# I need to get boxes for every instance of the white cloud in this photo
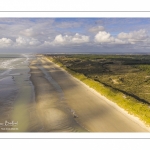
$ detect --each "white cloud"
[16,36,27,45]
[52,33,89,45]
[0,38,13,47]
[94,31,128,45]
[117,29,148,44]
[71,33,89,43]
[54,34,66,44]
[16,36,41,47]
[94,31,115,43]
[89,26,105,33]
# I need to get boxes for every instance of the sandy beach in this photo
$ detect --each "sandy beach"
[0,54,149,132]
[29,55,149,132]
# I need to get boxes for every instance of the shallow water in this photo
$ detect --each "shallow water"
[0,54,39,132]
[0,54,31,100]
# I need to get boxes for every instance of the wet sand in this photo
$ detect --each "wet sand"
[29,56,149,132]
[30,58,86,132]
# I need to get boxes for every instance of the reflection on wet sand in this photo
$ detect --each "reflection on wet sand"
[30,59,87,132]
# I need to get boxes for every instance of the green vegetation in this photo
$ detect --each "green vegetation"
[45,54,150,126]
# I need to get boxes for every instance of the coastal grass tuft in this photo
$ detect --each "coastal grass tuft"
[45,56,150,126]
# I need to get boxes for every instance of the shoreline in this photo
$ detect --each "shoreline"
[0,54,38,132]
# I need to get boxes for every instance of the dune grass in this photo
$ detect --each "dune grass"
[45,56,150,126]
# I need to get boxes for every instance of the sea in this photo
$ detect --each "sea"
[0,53,34,101]
[0,53,39,132]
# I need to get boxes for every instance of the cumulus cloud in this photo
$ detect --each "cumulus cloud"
[95,31,114,43]
[89,26,105,33]
[54,34,66,44]
[0,38,13,47]
[94,31,127,44]
[16,36,41,47]
[117,29,148,44]
[94,29,150,46]
[52,33,89,45]
[71,33,89,43]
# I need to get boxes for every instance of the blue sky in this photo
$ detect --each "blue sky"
[0,18,150,53]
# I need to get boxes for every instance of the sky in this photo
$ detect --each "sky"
[1,18,150,53]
